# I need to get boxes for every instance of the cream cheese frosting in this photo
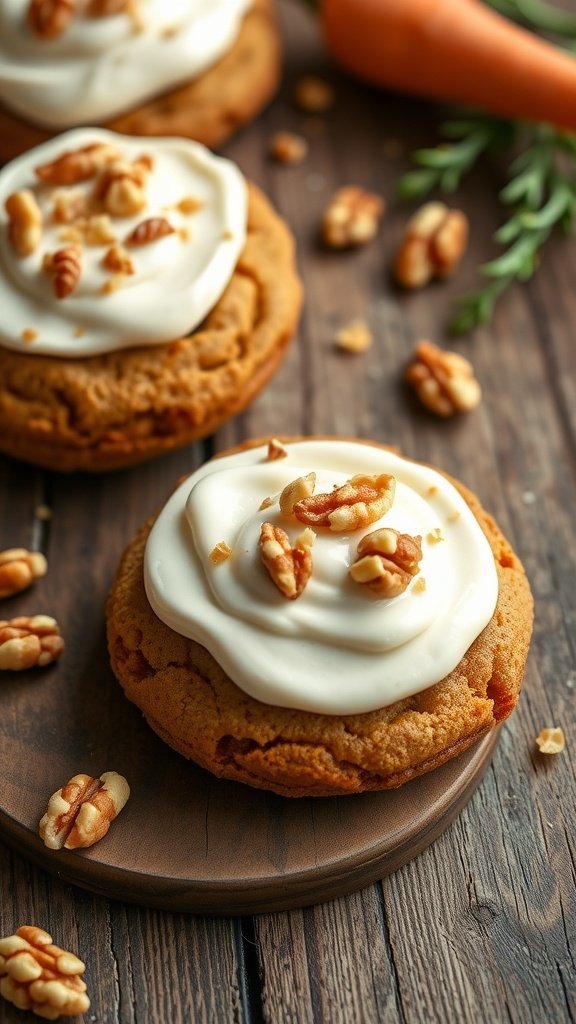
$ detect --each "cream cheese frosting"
[144,440,499,715]
[0,128,247,357]
[0,0,252,129]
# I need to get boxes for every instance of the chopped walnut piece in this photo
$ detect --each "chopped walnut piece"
[406,340,482,417]
[350,528,423,598]
[413,576,427,593]
[259,522,313,600]
[5,190,43,258]
[102,244,135,275]
[43,245,82,299]
[294,473,396,532]
[125,216,174,246]
[259,496,274,511]
[426,528,444,544]
[35,143,118,186]
[0,616,64,670]
[269,132,308,165]
[535,727,565,754]
[293,75,335,113]
[51,188,90,225]
[322,186,384,248]
[96,158,150,218]
[209,541,232,565]
[27,0,76,38]
[39,771,130,850]
[84,214,116,246]
[0,549,47,599]
[279,473,316,517]
[394,201,469,288]
[100,273,126,295]
[335,319,373,353]
[266,438,288,461]
[0,925,90,1018]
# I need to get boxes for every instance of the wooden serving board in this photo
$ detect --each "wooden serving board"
[0,633,499,914]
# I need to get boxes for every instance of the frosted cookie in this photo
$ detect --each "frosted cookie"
[0,0,280,160]
[107,437,534,797]
[0,130,301,471]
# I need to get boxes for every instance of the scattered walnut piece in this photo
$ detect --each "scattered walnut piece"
[43,245,82,299]
[322,186,384,248]
[102,243,134,275]
[279,473,316,517]
[125,216,174,246]
[96,158,150,218]
[426,528,444,544]
[294,473,396,532]
[27,0,76,38]
[0,925,90,1018]
[269,131,308,165]
[266,438,288,461]
[39,771,129,850]
[0,615,64,670]
[5,190,43,258]
[350,528,423,598]
[535,727,565,755]
[209,541,232,565]
[406,340,481,416]
[259,496,274,511]
[413,576,427,593]
[35,143,118,186]
[293,75,334,113]
[259,522,313,600]
[21,328,39,343]
[394,201,469,288]
[0,549,47,599]
[335,319,373,354]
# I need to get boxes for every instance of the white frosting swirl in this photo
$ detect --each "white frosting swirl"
[0,128,247,357]
[0,0,251,129]
[144,440,499,715]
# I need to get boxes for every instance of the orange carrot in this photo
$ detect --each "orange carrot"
[319,0,576,132]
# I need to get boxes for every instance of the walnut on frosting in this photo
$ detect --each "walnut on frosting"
[4,190,43,258]
[259,522,314,600]
[294,474,396,532]
[350,528,423,598]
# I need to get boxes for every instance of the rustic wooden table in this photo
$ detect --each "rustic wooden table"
[0,3,574,1022]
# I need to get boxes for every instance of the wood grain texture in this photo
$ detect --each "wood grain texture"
[0,0,574,1022]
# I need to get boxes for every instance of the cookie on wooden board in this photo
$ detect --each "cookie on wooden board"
[107,437,534,797]
[0,0,281,161]
[0,131,302,471]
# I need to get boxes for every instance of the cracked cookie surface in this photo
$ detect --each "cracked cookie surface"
[0,186,302,471]
[106,441,534,797]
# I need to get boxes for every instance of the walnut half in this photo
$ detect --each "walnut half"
[406,340,481,416]
[0,925,90,1019]
[39,771,130,850]
[259,522,314,600]
[350,528,423,598]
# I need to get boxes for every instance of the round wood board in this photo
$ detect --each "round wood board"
[0,652,499,914]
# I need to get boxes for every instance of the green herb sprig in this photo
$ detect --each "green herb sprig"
[398,120,576,334]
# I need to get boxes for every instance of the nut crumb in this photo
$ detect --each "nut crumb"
[74,325,86,338]
[335,319,373,353]
[293,75,334,113]
[426,528,444,544]
[21,328,38,343]
[259,496,274,511]
[222,230,234,240]
[266,438,288,461]
[535,727,565,754]
[413,576,427,593]
[269,132,308,165]
[447,511,461,522]
[100,273,126,295]
[35,504,52,521]
[178,227,190,242]
[209,541,232,565]
[175,196,203,214]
